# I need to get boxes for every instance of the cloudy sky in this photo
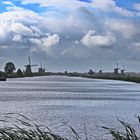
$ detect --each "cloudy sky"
[0,0,140,72]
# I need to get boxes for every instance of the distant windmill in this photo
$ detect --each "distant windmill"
[38,63,45,74]
[99,66,104,74]
[24,57,37,76]
[43,64,46,72]
[121,65,125,75]
[114,62,120,74]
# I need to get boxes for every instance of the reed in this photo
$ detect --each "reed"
[103,115,140,140]
[0,113,139,140]
[0,113,68,140]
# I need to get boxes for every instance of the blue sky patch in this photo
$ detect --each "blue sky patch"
[116,0,140,11]
[0,0,46,13]
[0,4,7,12]
[1,0,140,13]
[78,0,92,3]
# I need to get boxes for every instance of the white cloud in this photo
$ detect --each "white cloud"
[92,0,115,11]
[21,0,90,9]
[92,0,135,17]
[133,3,140,11]
[2,1,14,6]
[0,27,7,39]
[12,34,23,42]
[131,42,140,50]
[75,40,79,44]
[7,5,25,11]
[0,9,60,54]
[43,15,87,33]
[29,34,60,54]
[42,34,59,48]
[0,0,140,68]
[114,7,135,17]
[0,24,9,44]
[81,30,116,48]
[30,26,43,36]
[10,22,33,36]
[106,19,137,39]
[21,0,136,17]
[2,1,25,11]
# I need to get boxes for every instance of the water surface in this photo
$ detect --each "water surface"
[0,76,140,139]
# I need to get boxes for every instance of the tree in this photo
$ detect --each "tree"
[17,69,23,77]
[0,71,5,77]
[4,62,16,74]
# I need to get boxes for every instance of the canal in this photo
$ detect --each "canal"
[0,76,140,139]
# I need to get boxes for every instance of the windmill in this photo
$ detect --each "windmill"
[121,65,125,75]
[38,63,45,74]
[114,62,120,74]
[24,57,37,76]
[43,64,46,73]
[99,66,104,74]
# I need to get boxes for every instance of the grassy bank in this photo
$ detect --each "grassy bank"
[2,70,140,84]
[93,75,140,83]
[66,72,140,84]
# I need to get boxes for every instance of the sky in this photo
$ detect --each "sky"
[0,0,140,72]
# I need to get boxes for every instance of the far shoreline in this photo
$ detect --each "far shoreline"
[4,72,140,84]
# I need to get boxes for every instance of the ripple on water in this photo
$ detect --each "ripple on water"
[0,76,140,140]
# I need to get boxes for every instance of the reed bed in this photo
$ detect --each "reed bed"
[0,113,139,140]
[103,115,140,140]
[0,113,68,140]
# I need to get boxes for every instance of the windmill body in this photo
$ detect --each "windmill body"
[121,69,125,75]
[38,63,45,75]
[114,63,120,74]
[99,66,103,74]
[24,57,37,76]
[121,65,125,75]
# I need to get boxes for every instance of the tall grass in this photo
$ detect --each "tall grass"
[103,115,140,140]
[0,113,68,140]
[0,113,139,140]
